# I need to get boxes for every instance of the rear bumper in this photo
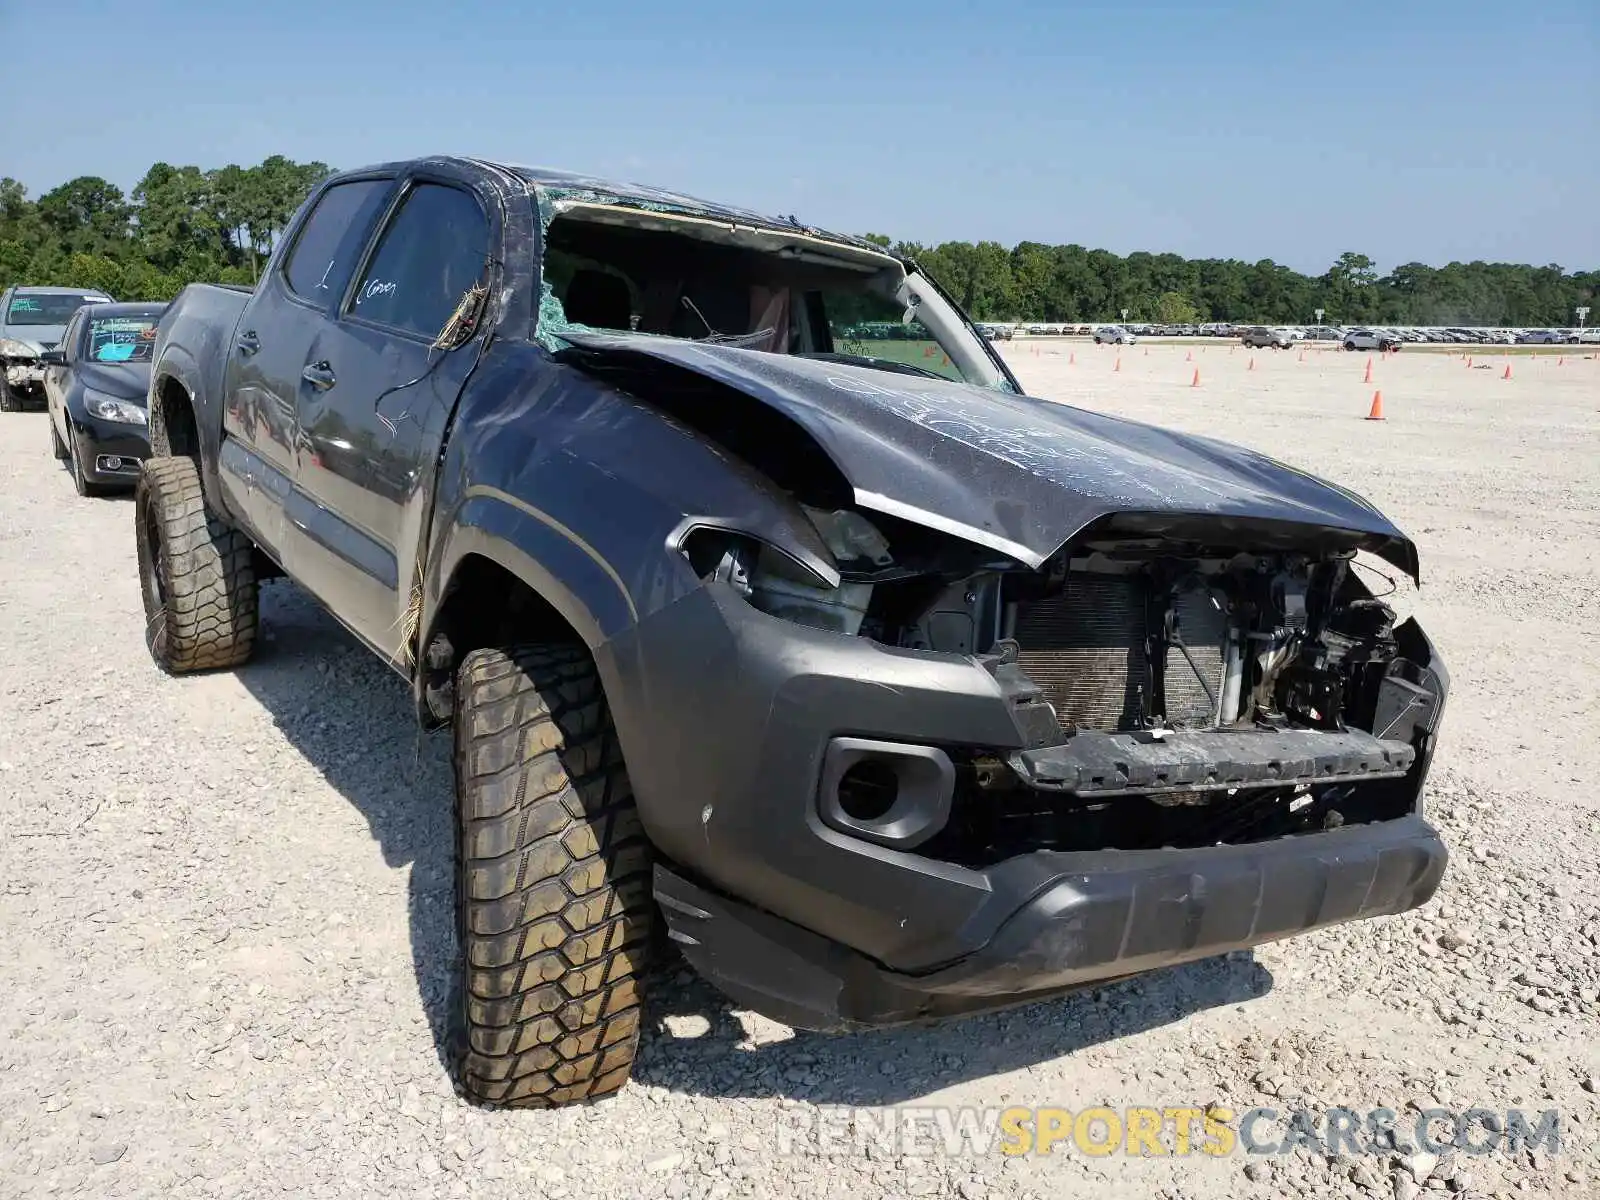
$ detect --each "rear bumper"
[656,814,1447,1030]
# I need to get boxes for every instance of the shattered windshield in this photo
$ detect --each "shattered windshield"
[536,202,1015,392]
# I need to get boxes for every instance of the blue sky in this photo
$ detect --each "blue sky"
[16,0,1598,273]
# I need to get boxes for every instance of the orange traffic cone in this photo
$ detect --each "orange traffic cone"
[1557,356,1563,366]
[1191,368,1201,387]
[1503,363,1512,380]
[1185,350,1192,362]
[1466,356,1472,368]
[1364,357,1373,384]
[1365,391,1384,421]
[922,345,935,358]
[1069,351,1076,365]
[1248,357,1256,371]
[1114,357,1122,372]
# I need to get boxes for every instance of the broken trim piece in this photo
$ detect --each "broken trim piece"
[1011,727,1417,797]
[852,489,1042,568]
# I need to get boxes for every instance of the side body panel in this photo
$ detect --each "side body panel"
[149,284,253,522]
[421,342,836,655]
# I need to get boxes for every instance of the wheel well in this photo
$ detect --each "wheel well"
[151,376,200,459]
[419,554,586,724]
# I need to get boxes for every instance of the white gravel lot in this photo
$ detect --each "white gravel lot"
[1,341,1597,1199]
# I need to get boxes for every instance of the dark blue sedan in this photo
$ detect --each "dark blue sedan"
[41,301,167,496]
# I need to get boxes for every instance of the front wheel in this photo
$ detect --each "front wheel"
[67,430,105,498]
[135,456,259,671]
[453,644,654,1107]
[50,418,69,461]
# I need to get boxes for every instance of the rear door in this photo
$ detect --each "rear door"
[289,176,494,659]
[218,177,395,558]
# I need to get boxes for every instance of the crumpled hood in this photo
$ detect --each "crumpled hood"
[77,361,151,401]
[0,324,67,353]
[559,333,1419,579]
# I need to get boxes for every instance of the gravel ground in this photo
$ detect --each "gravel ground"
[1,342,1596,1199]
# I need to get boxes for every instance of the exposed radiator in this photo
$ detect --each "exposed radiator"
[1014,574,1149,732]
[1163,586,1228,727]
[1013,573,1228,732]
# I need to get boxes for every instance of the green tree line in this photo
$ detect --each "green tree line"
[870,240,1595,328]
[0,156,332,302]
[2,157,1593,327]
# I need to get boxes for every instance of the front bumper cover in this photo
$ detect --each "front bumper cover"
[602,582,1449,984]
[655,814,1446,1030]
[73,415,150,484]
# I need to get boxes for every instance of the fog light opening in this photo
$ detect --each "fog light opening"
[837,760,900,823]
[818,738,956,850]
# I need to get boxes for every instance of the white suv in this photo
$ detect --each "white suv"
[1342,329,1401,352]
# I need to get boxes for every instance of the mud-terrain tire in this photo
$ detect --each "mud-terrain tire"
[135,456,258,671]
[453,644,654,1107]
[50,418,69,460]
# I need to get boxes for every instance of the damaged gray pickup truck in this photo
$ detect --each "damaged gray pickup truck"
[137,156,1448,1108]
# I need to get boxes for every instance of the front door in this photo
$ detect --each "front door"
[289,179,492,661]
[218,178,394,560]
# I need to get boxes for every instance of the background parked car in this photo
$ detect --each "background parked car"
[1240,325,1293,349]
[40,302,165,496]
[1093,325,1137,344]
[1343,328,1402,352]
[0,286,116,411]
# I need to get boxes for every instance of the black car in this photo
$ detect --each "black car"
[41,302,165,495]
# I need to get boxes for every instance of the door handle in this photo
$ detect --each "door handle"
[301,361,337,391]
[236,330,260,355]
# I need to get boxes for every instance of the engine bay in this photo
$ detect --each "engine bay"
[689,504,1446,864]
[720,509,1416,740]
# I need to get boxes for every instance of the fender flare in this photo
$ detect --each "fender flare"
[414,487,642,718]
[149,345,229,513]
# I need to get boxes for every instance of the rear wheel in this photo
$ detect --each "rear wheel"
[453,644,654,1107]
[135,456,258,671]
[0,379,22,412]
